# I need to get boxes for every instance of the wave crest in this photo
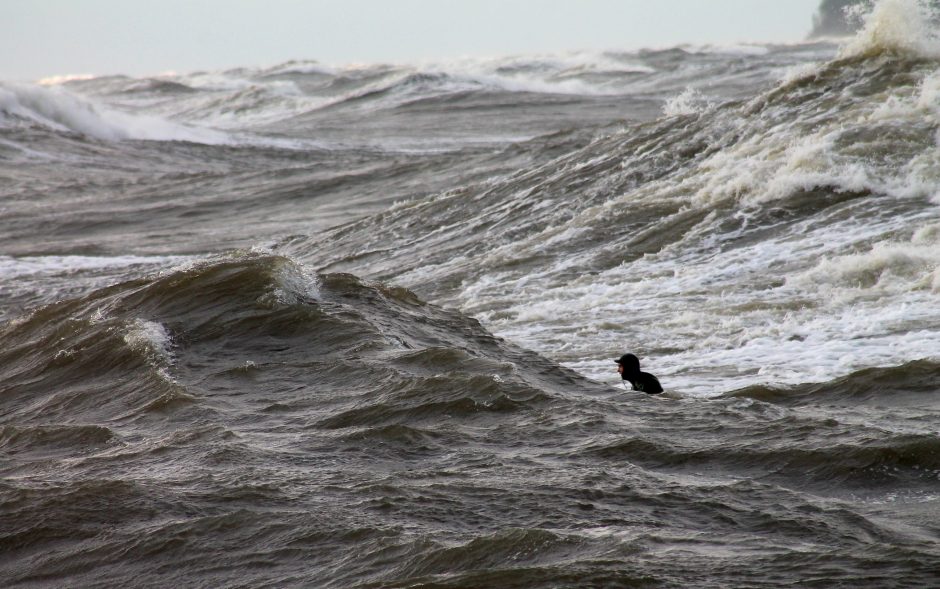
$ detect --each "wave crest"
[839,0,940,59]
[0,82,227,143]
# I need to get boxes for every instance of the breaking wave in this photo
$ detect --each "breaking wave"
[0,82,229,143]
[4,4,940,586]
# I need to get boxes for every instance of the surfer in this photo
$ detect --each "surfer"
[615,353,663,394]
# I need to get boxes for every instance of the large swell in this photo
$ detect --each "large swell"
[3,254,939,587]
[289,1,940,395]
[3,1,940,587]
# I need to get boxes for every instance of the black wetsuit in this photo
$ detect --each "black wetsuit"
[616,353,663,394]
[622,371,663,395]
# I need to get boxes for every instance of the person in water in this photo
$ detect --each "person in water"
[615,353,663,394]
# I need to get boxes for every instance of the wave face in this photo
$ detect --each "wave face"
[2,255,939,588]
[3,2,940,586]
[293,49,940,394]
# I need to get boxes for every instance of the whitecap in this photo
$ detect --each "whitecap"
[0,82,230,144]
[838,0,940,59]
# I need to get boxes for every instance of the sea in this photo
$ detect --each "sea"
[2,1,940,587]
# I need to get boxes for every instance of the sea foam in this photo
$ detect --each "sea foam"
[261,257,322,307]
[0,82,229,144]
[839,0,940,59]
[123,319,175,366]
[790,225,940,293]
[0,255,193,279]
[662,88,712,116]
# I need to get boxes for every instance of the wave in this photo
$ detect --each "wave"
[129,79,197,95]
[0,254,194,280]
[838,0,940,59]
[318,373,551,429]
[0,82,228,143]
[7,13,940,586]
[788,223,940,292]
[393,528,607,582]
[0,424,116,457]
[0,253,598,428]
[2,261,936,586]
[585,403,940,490]
[26,45,789,142]
[161,64,635,132]
[0,254,200,326]
[271,22,940,395]
[726,359,940,406]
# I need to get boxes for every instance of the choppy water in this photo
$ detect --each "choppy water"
[3,2,940,587]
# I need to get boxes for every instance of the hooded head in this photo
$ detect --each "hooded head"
[615,353,640,377]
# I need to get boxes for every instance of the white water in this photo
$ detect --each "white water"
[0,83,229,143]
[5,0,938,399]
[425,1,940,395]
[839,0,940,59]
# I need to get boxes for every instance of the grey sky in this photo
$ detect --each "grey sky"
[5,0,823,81]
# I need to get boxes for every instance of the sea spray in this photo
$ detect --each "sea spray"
[0,82,229,143]
[662,87,713,116]
[839,0,940,58]
[3,20,940,587]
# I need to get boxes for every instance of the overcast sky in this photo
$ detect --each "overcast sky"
[4,0,823,81]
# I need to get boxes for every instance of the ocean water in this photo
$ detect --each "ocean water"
[3,1,940,587]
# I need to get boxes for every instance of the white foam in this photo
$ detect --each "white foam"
[663,88,712,117]
[414,47,940,396]
[422,52,654,97]
[839,0,940,59]
[153,51,654,130]
[166,79,332,129]
[262,258,321,306]
[912,222,940,244]
[778,61,825,85]
[0,254,194,279]
[36,73,96,86]
[261,60,338,76]
[482,213,940,396]
[124,319,174,366]
[687,71,940,209]
[684,43,772,57]
[790,233,940,293]
[915,71,940,117]
[0,82,230,144]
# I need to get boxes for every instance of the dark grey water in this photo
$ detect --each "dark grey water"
[2,5,940,587]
